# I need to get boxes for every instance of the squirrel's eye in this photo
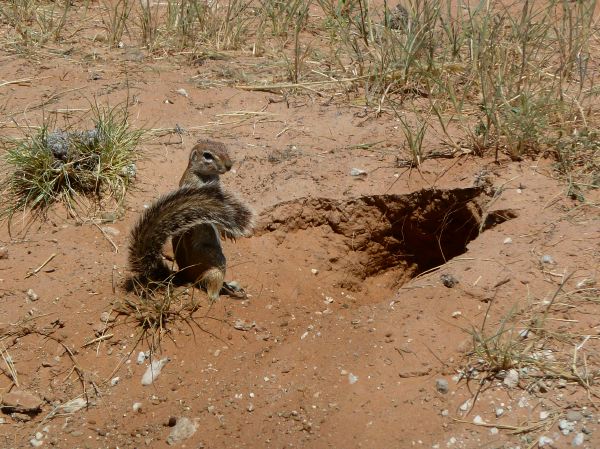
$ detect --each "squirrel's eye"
[202,152,214,161]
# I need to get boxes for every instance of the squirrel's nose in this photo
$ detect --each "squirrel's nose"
[224,159,233,171]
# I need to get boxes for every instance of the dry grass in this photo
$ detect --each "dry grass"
[115,276,206,351]
[0,102,143,225]
[462,273,600,404]
[1,1,597,190]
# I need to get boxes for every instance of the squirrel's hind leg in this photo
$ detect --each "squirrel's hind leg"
[201,268,225,303]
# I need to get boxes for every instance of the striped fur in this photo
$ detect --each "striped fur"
[128,183,254,284]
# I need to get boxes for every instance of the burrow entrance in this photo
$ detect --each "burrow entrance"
[255,187,517,290]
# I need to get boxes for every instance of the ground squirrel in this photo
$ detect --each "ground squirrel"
[128,140,253,301]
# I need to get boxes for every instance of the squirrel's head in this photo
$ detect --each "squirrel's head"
[189,140,233,176]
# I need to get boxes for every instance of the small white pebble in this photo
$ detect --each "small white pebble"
[572,432,585,446]
[350,168,367,177]
[503,237,513,244]
[473,415,485,425]
[495,408,504,418]
[311,268,318,275]
[540,410,550,420]
[348,373,358,384]
[132,402,142,413]
[110,376,120,386]
[459,399,471,412]
[541,255,555,264]
[489,427,498,435]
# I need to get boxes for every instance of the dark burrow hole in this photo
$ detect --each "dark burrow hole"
[256,187,517,288]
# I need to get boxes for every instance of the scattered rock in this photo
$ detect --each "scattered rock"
[247,403,254,412]
[489,427,499,435]
[233,319,255,331]
[141,357,170,386]
[559,419,575,435]
[110,377,120,386]
[167,416,177,427]
[11,412,32,422]
[29,437,43,447]
[541,255,555,264]
[540,410,551,420]
[538,436,554,447]
[459,399,471,412]
[132,402,142,413]
[137,351,147,365]
[0,246,8,259]
[503,369,519,388]
[435,378,449,394]
[566,410,583,422]
[26,289,39,301]
[473,415,485,425]
[100,226,120,237]
[572,432,585,446]
[503,237,512,244]
[57,397,88,413]
[1,390,43,414]
[349,168,367,177]
[166,417,198,445]
[348,373,359,384]
[440,274,458,288]
[100,311,115,323]
[176,88,188,97]
[495,408,504,418]
[310,268,319,275]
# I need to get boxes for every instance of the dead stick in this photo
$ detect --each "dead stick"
[82,334,114,348]
[94,223,118,253]
[25,253,57,278]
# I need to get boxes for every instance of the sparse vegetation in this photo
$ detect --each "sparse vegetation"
[3,0,596,185]
[463,273,600,400]
[0,3,598,445]
[115,277,206,350]
[0,103,143,223]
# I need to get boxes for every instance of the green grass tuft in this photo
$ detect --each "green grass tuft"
[0,103,144,223]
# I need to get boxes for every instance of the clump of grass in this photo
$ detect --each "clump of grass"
[0,103,143,223]
[101,0,134,48]
[306,0,599,172]
[116,277,202,350]
[0,0,71,47]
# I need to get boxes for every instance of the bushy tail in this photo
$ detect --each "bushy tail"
[128,183,254,284]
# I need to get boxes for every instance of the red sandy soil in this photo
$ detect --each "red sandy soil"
[1,13,599,449]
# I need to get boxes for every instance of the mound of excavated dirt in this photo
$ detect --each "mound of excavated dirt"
[256,187,516,291]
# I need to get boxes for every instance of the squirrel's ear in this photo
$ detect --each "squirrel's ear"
[190,149,198,162]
